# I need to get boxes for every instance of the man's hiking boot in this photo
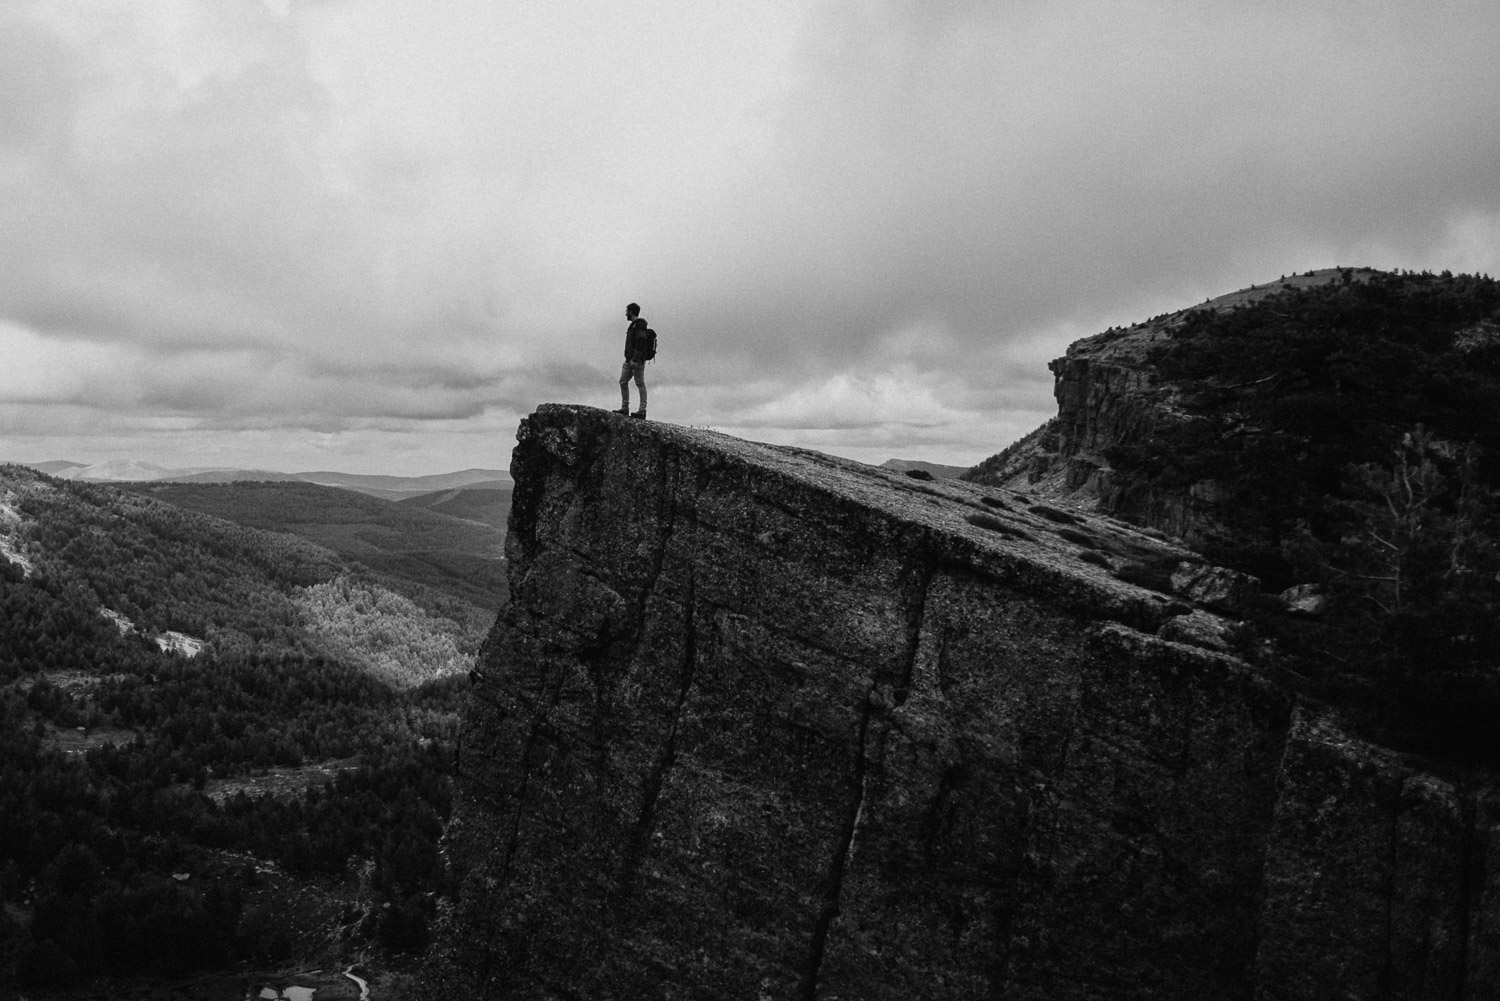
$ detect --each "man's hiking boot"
[615,406,629,416]
[631,411,647,420]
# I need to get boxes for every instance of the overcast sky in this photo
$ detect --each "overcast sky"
[3,0,1499,476]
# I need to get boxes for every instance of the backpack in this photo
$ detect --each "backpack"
[641,326,657,361]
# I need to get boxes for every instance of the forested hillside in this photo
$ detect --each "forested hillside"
[1048,270,1500,757]
[125,480,507,614]
[0,465,484,992]
[398,486,512,532]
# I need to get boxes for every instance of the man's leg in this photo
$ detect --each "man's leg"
[618,362,633,414]
[632,363,647,416]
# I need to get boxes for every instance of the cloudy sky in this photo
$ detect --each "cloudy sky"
[3,0,1499,476]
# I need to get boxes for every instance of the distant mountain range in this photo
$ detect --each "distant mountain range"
[17,456,975,493]
[8,460,509,500]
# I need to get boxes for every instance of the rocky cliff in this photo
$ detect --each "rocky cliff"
[966,268,1387,543]
[424,402,1500,999]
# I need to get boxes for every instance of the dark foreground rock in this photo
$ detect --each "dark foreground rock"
[423,404,1500,1000]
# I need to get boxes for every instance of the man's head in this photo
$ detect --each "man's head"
[626,303,640,319]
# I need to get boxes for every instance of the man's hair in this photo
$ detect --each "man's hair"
[626,302,640,317]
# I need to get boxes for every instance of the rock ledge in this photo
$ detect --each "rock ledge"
[427,404,1500,1001]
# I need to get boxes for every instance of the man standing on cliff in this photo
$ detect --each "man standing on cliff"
[617,302,649,420]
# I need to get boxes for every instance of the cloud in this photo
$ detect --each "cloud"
[1,0,1499,473]
[660,0,1500,349]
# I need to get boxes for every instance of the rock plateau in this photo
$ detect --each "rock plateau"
[426,402,1500,1000]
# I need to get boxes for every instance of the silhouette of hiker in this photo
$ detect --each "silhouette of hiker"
[617,302,649,419]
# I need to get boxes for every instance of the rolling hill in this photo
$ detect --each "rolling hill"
[397,485,513,532]
[20,460,87,476]
[122,479,508,612]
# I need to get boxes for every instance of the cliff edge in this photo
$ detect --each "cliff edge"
[427,403,1500,1000]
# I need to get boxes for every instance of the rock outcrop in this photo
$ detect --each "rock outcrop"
[966,268,1384,543]
[428,403,1500,1000]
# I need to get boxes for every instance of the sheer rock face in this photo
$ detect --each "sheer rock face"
[431,404,1499,1001]
[970,322,1198,537]
[967,269,1384,542]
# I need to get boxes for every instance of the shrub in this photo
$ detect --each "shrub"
[965,513,1031,541]
[1029,505,1082,524]
[1056,528,1097,548]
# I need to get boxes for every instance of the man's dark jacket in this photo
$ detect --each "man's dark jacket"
[624,317,650,362]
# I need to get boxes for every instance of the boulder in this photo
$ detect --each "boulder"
[1281,583,1328,617]
[1171,562,1260,615]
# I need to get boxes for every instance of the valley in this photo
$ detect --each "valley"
[0,465,499,995]
[121,480,510,616]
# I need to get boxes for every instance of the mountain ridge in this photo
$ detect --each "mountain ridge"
[6,460,511,499]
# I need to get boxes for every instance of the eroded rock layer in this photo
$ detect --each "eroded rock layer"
[430,404,1499,1000]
